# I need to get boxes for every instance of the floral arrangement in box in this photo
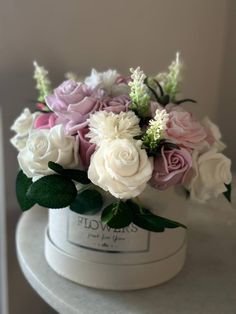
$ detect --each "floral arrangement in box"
[11,54,232,232]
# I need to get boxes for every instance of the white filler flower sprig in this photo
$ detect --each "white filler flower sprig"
[129,67,150,118]
[33,61,52,103]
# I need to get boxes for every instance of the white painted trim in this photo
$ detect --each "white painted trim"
[0,109,9,314]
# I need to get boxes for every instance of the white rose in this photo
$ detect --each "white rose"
[187,149,232,202]
[11,108,39,151]
[202,117,226,152]
[88,138,153,199]
[18,125,78,180]
[10,135,28,151]
[11,108,38,136]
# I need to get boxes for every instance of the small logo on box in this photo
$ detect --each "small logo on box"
[67,211,150,253]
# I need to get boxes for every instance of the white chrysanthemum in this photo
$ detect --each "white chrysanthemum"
[143,109,169,149]
[85,69,119,92]
[87,111,141,146]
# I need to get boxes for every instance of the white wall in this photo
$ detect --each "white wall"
[0,0,234,313]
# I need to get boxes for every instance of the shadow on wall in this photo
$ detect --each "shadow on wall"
[218,0,236,169]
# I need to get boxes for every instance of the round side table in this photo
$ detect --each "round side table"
[16,198,236,314]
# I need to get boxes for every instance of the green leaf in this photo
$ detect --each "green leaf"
[61,169,90,184]
[223,183,232,203]
[48,161,63,172]
[101,201,133,229]
[27,174,77,208]
[70,189,103,215]
[127,200,187,232]
[160,94,170,106]
[153,79,164,97]
[144,141,181,158]
[48,161,90,184]
[16,170,36,211]
[162,141,180,150]
[174,98,197,105]
[144,77,161,103]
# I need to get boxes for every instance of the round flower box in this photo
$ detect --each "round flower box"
[45,186,187,290]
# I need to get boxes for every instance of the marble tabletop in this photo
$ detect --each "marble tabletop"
[16,194,236,314]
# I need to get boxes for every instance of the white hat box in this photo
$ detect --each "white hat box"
[45,186,187,290]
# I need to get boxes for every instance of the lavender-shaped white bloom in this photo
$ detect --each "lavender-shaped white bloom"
[143,109,169,150]
[129,67,150,117]
[33,61,52,102]
[156,52,182,101]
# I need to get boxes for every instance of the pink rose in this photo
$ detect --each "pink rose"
[36,102,49,112]
[165,110,207,150]
[77,127,96,169]
[34,112,58,129]
[150,146,192,190]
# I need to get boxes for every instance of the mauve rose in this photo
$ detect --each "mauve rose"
[149,101,163,118]
[165,110,208,151]
[45,80,104,125]
[103,95,130,113]
[111,77,130,96]
[34,112,58,129]
[148,102,180,118]
[62,95,131,135]
[150,146,192,190]
[77,127,96,169]
[116,75,131,84]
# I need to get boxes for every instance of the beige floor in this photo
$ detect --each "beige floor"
[7,210,56,314]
